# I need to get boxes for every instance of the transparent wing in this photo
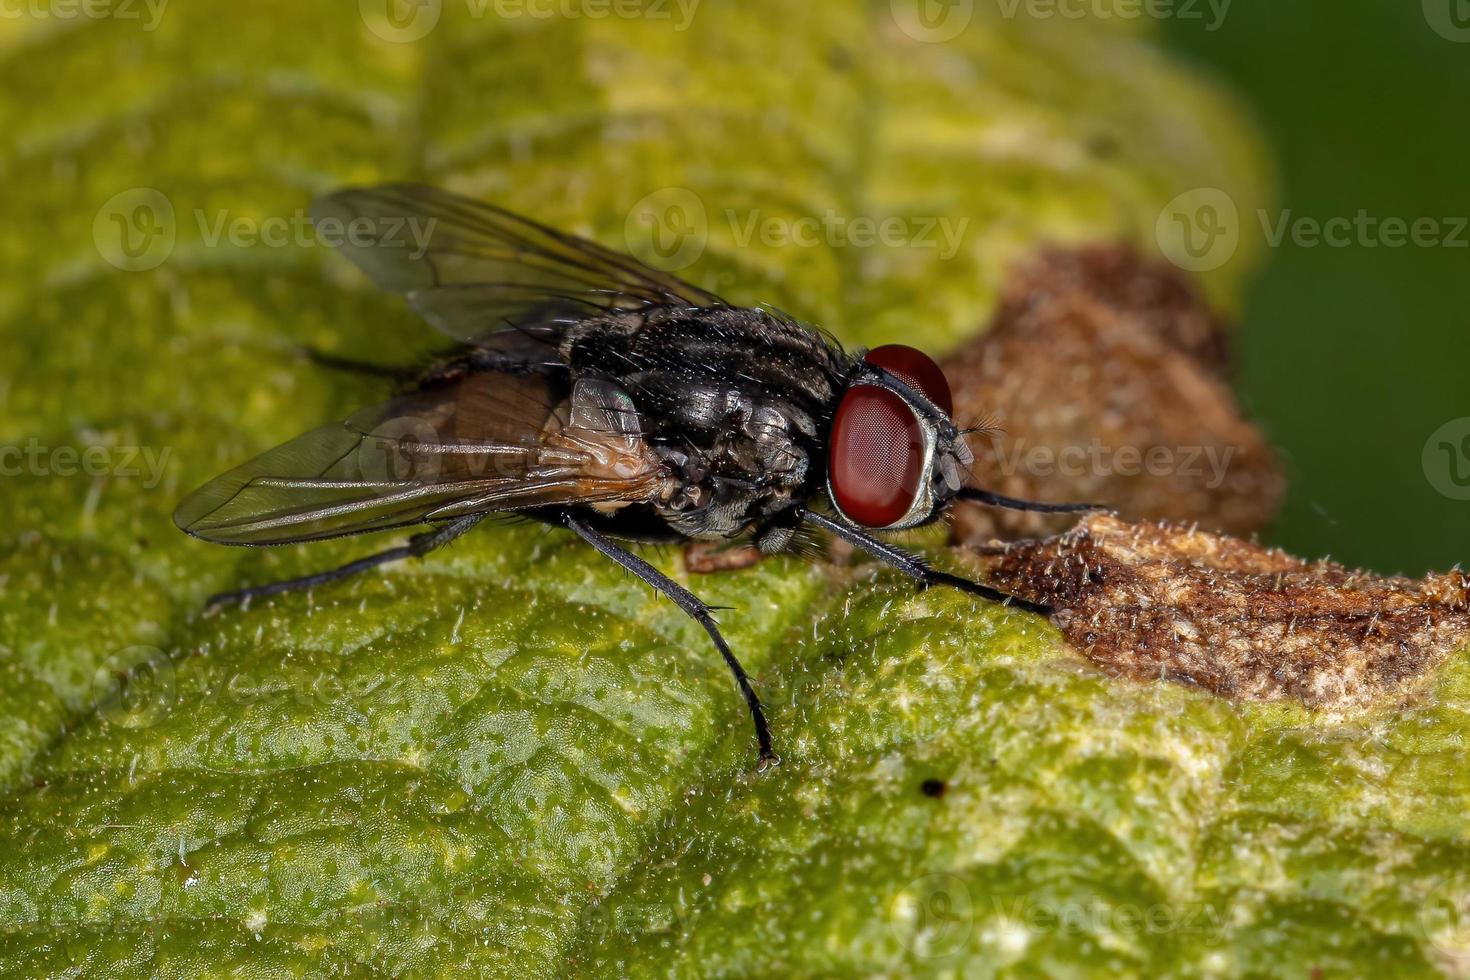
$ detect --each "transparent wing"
[174,373,665,545]
[311,182,724,343]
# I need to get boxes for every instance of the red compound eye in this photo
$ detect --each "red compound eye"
[828,384,927,528]
[828,345,950,528]
[863,344,952,416]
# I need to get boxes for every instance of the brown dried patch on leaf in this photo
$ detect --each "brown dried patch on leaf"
[942,245,1284,543]
[683,540,764,574]
[976,514,1470,711]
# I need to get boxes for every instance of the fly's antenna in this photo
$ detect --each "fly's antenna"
[958,411,1006,438]
[956,487,1109,514]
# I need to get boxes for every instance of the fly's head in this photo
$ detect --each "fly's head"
[825,344,974,532]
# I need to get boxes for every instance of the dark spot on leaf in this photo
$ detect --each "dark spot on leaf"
[1088,133,1120,158]
[920,778,947,798]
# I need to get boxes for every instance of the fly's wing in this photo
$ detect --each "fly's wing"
[174,373,666,545]
[311,182,725,344]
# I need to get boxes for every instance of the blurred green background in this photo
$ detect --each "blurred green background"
[1164,2,1470,576]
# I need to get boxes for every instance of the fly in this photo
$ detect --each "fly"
[175,183,1099,770]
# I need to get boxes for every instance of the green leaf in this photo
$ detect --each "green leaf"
[2,2,1465,976]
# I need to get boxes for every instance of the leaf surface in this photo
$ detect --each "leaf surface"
[2,2,1464,977]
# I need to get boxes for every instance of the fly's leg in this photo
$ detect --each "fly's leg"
[416,348,567,387]
[797,509,1052,616]
[301,347,417,381]
[204,513,486,614]
[304,345,563,385]
[564,515,778,770]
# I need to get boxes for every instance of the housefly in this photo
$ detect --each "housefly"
[175,184,1096,769]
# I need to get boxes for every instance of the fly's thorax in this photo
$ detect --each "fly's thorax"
[559,304,843,540]
[562,305,847,416]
